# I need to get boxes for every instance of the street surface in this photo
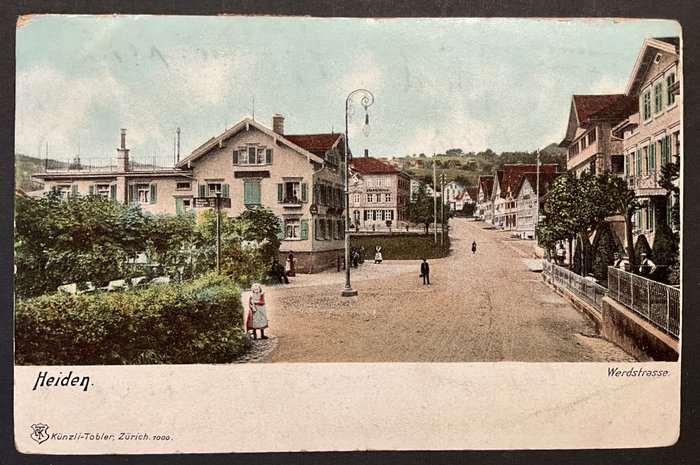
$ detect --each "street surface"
[251,218,635,363]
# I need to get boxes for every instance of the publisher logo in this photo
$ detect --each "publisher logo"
[30,423,49,444]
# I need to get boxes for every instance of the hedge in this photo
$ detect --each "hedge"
[15,273,248,365]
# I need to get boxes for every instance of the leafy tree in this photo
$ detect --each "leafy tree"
[408,183,435,234]
[146,213,197,279]
[233,207,282,267]
[539,173,579,267]
[592,222,616,284]
[600,173,640,274]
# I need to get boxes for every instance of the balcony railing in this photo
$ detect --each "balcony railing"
[627,172,662,190]
[44,157,176,173]
[607,266,680,338]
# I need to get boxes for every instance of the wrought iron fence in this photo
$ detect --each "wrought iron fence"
[44,157,174,173]
[542,260,607,309]
[607,266,680,338]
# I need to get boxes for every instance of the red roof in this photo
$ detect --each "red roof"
[586,95,638,122]
[285,133,342,156]
[479,175,494,198]
[498,164,557,198]
[572,94,638,126]
[350,157,399,174]
[466,187,478,200]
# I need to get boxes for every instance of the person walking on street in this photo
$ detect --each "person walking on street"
[247,283,269,340]
[420,258,430,285]
[471,241,477,254]
[285,251,296,277]
[374,245,383,264]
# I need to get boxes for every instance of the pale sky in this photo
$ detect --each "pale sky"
[15,16,680,165]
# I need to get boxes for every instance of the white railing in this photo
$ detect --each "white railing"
[607,266,680,338]
[542,260,607,309]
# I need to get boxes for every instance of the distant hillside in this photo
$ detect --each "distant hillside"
[15,154,48,192]
[394,143,566,188]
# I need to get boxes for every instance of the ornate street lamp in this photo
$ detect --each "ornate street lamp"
[342,89,374,297]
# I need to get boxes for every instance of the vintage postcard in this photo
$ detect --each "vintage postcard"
[14,15,681,453]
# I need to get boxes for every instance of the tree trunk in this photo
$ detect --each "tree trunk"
[567,238,573,270]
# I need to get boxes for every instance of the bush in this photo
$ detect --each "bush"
[651,223,678,284]
[15,274,248,365]
[634,234,652,262]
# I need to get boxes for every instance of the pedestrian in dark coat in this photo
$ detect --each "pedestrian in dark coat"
[471,241,477,254]
[420,258,430,285]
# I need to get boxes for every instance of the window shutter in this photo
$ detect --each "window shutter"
[128,185,135,203]
[649,144,656,171]
[301,182,308,202]
[232,150,239,165]
[176,198,184,215]
[277,183,283,203]
[89,185,95,195]
[110,185,117,201]
[71,185,78,196]
[198,184,206,197]
[150,184,157,204]
[266,148,273,164]
[300,219,308,240]
[253,181,261,205]
[222,183,230,199]
[314,219,319,240]
[277,217,285,240]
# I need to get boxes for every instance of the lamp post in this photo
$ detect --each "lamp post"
[216,192,221,273]
[535,149,540,245]
[342,89,374,297]
[440,173,445,246]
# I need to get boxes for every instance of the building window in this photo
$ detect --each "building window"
[244,180,261,205]
[353,210,360,223]
[654,82,664,114]
[367,193,373,203]
[385,177,392,187]
[137,184,150,204]
[208,183,222,195]
[666,73,677,106]
[233,146,272,166]
[176,182,191,190]
[385,193,391,202]
[96,184,110,198]
[285,219,300,239]
[588,128,597,144]
[56,185,71,198]
[635,150,641,176]
[354,193,360,204]
[385,210,393,221]
[642,91,652,120]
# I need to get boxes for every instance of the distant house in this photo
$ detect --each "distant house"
[513,172,562,239]
[349,154,411,230]
[33,115,349,273]
[476,175,494,222]
[612,37,680,248]
[442,181,465,211]
[491,164,557,230]
[559,94,638,177]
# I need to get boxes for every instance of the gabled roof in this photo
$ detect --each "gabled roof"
[560,95,637,146]
[466,187,478,200]
[285,133,343,158]
[176,117,327,168]
[478,175,494,198]
[349,157,399,174]
[625,37,680,96]
[497,164,557,199]
[513,171,562,199]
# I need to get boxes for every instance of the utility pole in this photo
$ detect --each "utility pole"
[441,173,445,246]
[535,149,540,245]
[216,192,221,273]
[433,158,437,244]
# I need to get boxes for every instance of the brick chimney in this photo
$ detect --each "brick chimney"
[272,114,285,135]
[116,128,130,172]
[364,149,369,158]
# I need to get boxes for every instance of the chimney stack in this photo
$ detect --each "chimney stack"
[116,128,130,172]
[272,114,285,135]
[364,149,369,158]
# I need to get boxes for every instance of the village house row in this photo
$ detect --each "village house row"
[34,115,412,273]
[470,36,680,250]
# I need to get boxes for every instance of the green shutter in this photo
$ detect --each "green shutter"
[277,183,283,203]
[176,198,184,215]
[110,185,117,201]
[71,185,78,196]
[89,185,95,195]
[253,181,261,205]
[277,217,285,240]
[244,181,260,205]
[128,185,135,203]
[248,147,256,164]
[150,184,157,204]
[222,183,230,199]
[301,182,308,202]
[232,150,239,165]
[198,184,206,197]
[649,143,656,171]
[300,219,308,240]
[266,148,273,164]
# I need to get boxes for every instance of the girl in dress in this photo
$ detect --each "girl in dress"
[247,283,269,340]
[374,245,383,264]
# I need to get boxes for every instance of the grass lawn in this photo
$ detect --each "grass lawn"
[350,233,451,260]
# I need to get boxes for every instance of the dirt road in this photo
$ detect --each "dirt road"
[253,218,635,363]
